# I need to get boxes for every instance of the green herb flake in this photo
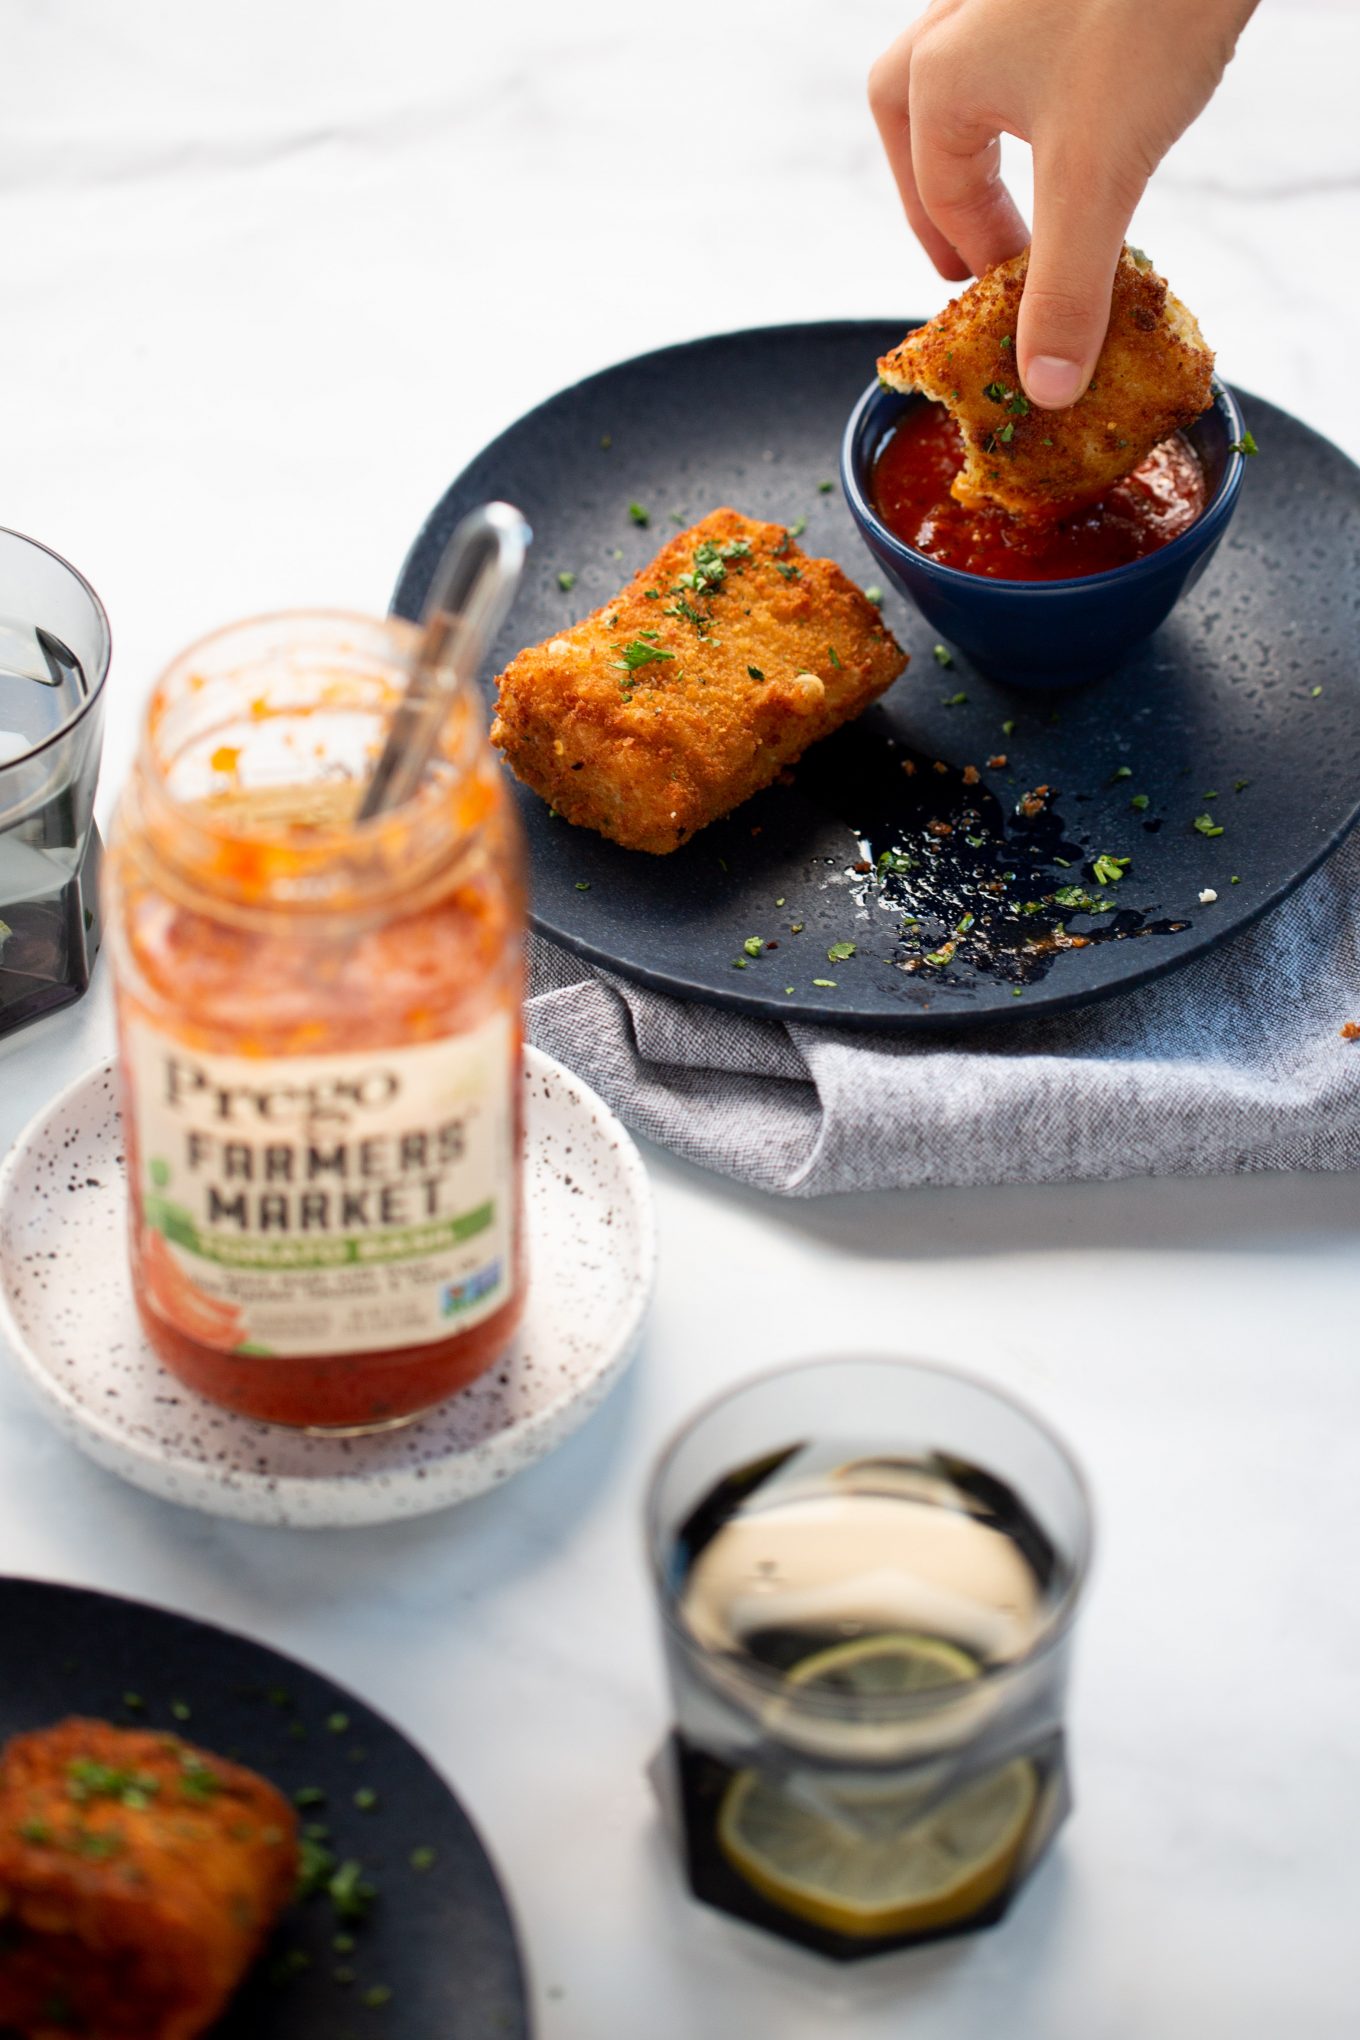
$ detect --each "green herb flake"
[18,1819,52,1845]
[789,921,804,934]
[1130,793,1150,811]
[1193,813,1224,837]
[789,516,807,537]
[614,640,676,672]
[1231,874,1241,884]
[294,1786,326,1809]
[410,1846,437,1872]
[627,502,650,526]
[773,560,799,581]
[826,941,856,963]
[997,422,1015,444]
[1111,765,1132,781]
[818,479,835,493]
[574,880,591,892]
[1042,437,1054,446]
[1000,334,1013,350]
[932,644,953,667]
[812,978,837,989]
[170,1700,192,1722]
[942,690,967,706]
[1234,779,1250,792]
[363,1984,394,2008]
[1013,986,1025,997]
[327,1859,376,1923]
[556,570,576,593]
[122,1693,145,1713]
[1230,429,1259,457]
[864,585,884,606]
[743,937,764,958]
[924,943,957,967]
[1310,684,1324,697]
[1002,719,1016,736]
[747,664,764,680]
[1091,854,1130,886]
[353,1788,378,1812]
[828,645,842,668]
[983,381,1010,403]
[731,957,747,970]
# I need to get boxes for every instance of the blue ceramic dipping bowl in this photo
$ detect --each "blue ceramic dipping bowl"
[841,371,1247,689]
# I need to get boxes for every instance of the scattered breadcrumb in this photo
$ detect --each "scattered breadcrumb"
[1198,887,1218,904]
[1341,1022,1360,1042]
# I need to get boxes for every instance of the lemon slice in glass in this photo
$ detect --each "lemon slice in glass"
[719,1634,1037,1939]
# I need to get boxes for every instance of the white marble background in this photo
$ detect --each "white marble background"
[2,3,1359,2036]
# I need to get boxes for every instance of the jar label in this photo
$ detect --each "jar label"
[124,1014,517,1359]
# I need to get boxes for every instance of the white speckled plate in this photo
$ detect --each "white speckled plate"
[0,1048,654,1528]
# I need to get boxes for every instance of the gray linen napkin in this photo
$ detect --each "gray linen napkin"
[526,833,1360,1196]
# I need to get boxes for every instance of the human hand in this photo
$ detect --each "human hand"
[869,0,1259,408]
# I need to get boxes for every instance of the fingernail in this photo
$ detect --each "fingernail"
[1024,355,1086,409]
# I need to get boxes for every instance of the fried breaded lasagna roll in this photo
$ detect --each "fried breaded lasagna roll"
[491,508,906,853]
[0,1718,299,2040]
[878,246,1214,517]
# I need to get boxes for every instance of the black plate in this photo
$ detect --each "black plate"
[0,1577,527,2039]
[394,321,1360,1031]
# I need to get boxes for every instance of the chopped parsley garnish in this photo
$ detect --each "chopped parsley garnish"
[574,880,590,891]
[983,381,1010,403]
[743,937,764,957]
[932,644,953,667]
[353,1787,378,1812]
[924,942,957,967]
[1310,684,1323,697]
[627,502,649,526]
[556,570,576,593]
[812,978,837,989]
[864,585,883,606]
[411,1846,437,1871]
[1230,429,1259,457]
[818,479,835,493]
[731,958,747,969]
[294,1786,327,1809]
[789,516,807,537]
[1111,765,1132,781]
[828,645,842,668]
[1130,793,1150,811]
[66,1759,160,1809]
[1008,392,1030,416]
[18,1819,52,1844]
[1234,779,1251,792]
[328,1859,375,1922]
[1053,885,1098,911]
[773,560,799,580]
[1193,813,1224,837]
[170,1700,192,1722]
[363,1987,394,2010]
[747,664,764,680]
[327,1713,350,1735]
[1090,854,1130,885]
[942,691,967,706]
[615,640,676,672]
[877,848,915,874]
[997,422,1015,444]
[1002,718,1016,736]
[1000,334,1013,350]
[673,536,750,604]
[826,941,856,963]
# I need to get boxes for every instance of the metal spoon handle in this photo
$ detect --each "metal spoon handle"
[357,501,530,822]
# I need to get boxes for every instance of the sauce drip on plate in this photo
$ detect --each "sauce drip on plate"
[871,406,1207,581]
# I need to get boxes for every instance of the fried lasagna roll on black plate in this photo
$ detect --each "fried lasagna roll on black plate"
[0,1718,299,2040]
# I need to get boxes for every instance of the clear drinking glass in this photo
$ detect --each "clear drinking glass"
[0,527,111,1040]
[645,1358,1093,1961]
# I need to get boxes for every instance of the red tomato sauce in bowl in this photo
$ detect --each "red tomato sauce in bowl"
[870,405,1207,582]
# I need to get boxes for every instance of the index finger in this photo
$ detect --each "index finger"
[869,29,973,283]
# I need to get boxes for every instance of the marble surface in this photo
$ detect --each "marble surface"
[2,2,1359,2033]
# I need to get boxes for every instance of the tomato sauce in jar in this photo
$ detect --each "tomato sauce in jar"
[105,613,526,1432]
[871,405,1207,581]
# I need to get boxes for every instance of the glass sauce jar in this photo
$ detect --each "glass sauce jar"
[105,612,526,1431]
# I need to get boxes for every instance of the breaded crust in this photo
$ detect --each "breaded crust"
[877,247,1215,517]
[491,509,906,854]
[0,1717,299,2040]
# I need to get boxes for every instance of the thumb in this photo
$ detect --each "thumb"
[1017,150,1144,409]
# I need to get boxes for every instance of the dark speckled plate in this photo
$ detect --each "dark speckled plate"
[394,322,1360,1030]
[0,1576,527,2038]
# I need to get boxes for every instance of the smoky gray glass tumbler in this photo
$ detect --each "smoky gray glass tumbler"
[0,527,111,1039]
[645,1357,1093,1960]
